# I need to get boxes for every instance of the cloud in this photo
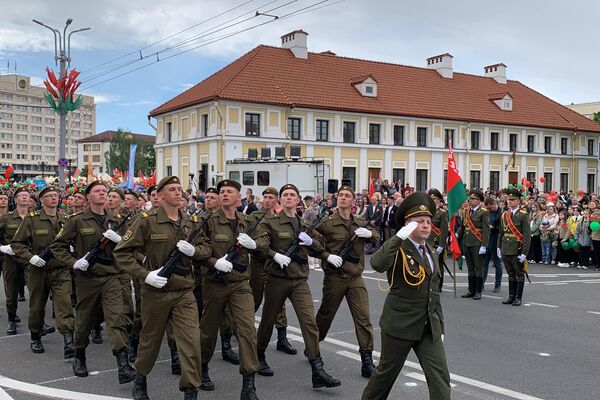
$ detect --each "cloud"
[87,92,121,104]
[116,99,157,107]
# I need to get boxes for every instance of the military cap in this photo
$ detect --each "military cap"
[146,185,157,196]
[39,186,58,198]
[279,183,299,197]
[468,189,484,202]
[262,186,278,196]
[13,187,30,197]
[108,187,125,200]
[75,188,87,197]
[338,185,355,197]
[395,192,436,227]
[206,187,218,195]
[123,188,139,199]
[216,179,241,193]
[85,180,107,196]
[0,191,8,197]
[30,193,38,202]
[428,188,444,200]
[157,176,181,192]
[502,187,522,199]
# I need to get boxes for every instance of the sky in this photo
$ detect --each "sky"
[0,0,598,135]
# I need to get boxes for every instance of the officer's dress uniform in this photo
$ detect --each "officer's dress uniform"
[461,191,490,299]
[426,191,448,284]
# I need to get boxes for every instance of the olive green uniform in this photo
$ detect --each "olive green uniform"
[0,211,27,323]
[194,209,259,376]
[462,207,490,278]
[111,211,134,330]
[362,236,450,400]
[498,207,531,304]
[50,208,129,354]
[313,211,378,351]
[11,210,74,335]
[113,207,201,391]
[427,207,449,283]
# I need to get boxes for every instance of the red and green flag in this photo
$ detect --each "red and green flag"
[446,147,468,260]
[4,164,14,180]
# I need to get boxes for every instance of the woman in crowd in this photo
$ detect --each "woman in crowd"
[528,202,543,263]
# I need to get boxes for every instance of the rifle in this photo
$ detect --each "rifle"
[85,212,132,270]
[334,210,380,266]
[214,213,266,280]
[157,211,212,279]
[284,206,328,265]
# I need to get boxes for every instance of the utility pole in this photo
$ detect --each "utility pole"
[33,18,90,188]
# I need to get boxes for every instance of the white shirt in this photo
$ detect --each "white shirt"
[408,237,435,273]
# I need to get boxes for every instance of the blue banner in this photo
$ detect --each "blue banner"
[33,180,46,190]
[127,144,137,189]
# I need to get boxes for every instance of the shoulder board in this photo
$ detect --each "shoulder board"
[29,211,36,217]
[141,211,150,218]
[7,211,14,215]
[70,211,83,217]
[520,209,527,214]
[265,213,278,220]
[190,214,199,222]
[481,208,488,213]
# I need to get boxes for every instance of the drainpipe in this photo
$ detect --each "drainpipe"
[147,115,157,133]
[572,129,577,193]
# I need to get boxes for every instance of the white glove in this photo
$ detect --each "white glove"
[102,229,122,244]
[29,255,46,268]
[273,252,291,269]
[354,227,373,238]
[396,221,418,240]
[176,240,195,257]
[73,256,89,272]
[497,248,502,259]
[237,233,256,250]
[215,256,233,273]
[298,232,313,246]
[144,269,168,288]
[518,254,526,263]
[479,246,487,255]
[436,246,444,255]
[0,245,15,255]
[69,245,75,253]
[327,254,343,268]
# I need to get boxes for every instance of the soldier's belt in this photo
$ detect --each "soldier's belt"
[171,265,192,276]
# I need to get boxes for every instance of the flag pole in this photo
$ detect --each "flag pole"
[453,256,457,298]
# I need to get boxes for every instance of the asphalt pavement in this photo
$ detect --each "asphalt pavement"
[0,257,599,400]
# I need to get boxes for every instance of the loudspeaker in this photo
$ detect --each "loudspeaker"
[327,179,338,194]
[290,146,301,160]
[275,147,285,160]
[248,148,258,160]
[260,147,271,160]
[341,179,352,188]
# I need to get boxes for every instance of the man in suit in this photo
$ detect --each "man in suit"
[381,196,396,242]
[362,192,450,400]
[365,196,383,254]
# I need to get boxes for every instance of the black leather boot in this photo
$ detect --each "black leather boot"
[257,350,273,376]
[309,356,341,388]
[170,344,181,375]
[7,321,17,335]
[91,324,103,344]
[502,281,517,304]
[461,276,475,298]
[131,373,150,400]
[240,373,259,400]
[128,334,139,363]
[359,351,375,378]
[512,281,525,306]
[221,334,240,365]
[63,332,75,359]
[73,348,88,377]
[276,327,297,355]
[41,322,55,336]
[473,277,483,300]
[30,331,45,354]
[13,314,21,323]
[116,351,136,384]
[183,388,198,400]
[200,363,214,391]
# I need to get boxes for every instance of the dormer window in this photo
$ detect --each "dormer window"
[489,92,513,111]
[351,75,377,97]
[365,85,374,94]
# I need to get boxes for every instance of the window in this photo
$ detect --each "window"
[0,133,12,140]
[393,126,404,146]
[444,129,455,149]
[526,172,536,185]
[527,135,535,152]
[92,144,101,151]
[31,107,41,113]
[92,155,101,162]
[31,135,41,142]
[31,126,41,132]
[16,124,27,131]
[83,155,88,162]
[316,119,329,142]
[470,130,480,150]
[416,169,428,192]
[560,173,569,192]
[45,137,55,143]
[288,118,301,140]
[342,167,356,190]
[45,127,55,134]
[365,86,374,94]
[16,144,27,151]
[228,171,240,181]
[45,146,54,152]
[470,170,481,189]
[45,118,55,124]
[242,171,254,185]
[393,168,405,186]
[509,133,518,151]
[245,113,260,136]
[560,138,568,155]
[343,121,355,143]
[491,131,499,150]
[369,123,381,144]
[417,127,427,147]
[587,174,595,194]
[31,145,41,151]
[544,137,552,154]
[166,166,172,176]
[16,134,27,141]
[257,171,270,186]
[166,122,172,142]
[0,122,12,129]
[588,139,595,156]
[16,114,27,121]
[443,170,447,191]
[31,116,41,123]
[201,114,208,137]
[543,172,552,193]
[490,171,500,192]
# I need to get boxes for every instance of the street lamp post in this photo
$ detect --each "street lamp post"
[39,161,47,179]
[33,18,90,188]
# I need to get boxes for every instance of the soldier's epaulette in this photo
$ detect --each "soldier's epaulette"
[190,214,199,223]
[29,211,40,217]
[520,209,527,214]
[265,213,278,220]
[141,210,155,218]
[70,211,83,217]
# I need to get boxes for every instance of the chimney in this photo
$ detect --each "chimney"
[484,63,507,84]
[281,29,308,59]
[426,53,453,78]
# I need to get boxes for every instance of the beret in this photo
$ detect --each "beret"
[279,184,299,197]
[109,188,125,200]
[216,179,241,192]
[85,180,107,196]
[262,187,278,196]
[157,176,181,192]
[39,186,59,198]
[337,185,355,197]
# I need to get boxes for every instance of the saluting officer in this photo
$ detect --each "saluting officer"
[113,176,202,400]
[253,184,340,389]
[313,185,379,378]
[362,192,450,400]
[497,187,531,306]
[461,189,490,300]
[11,186,74,357]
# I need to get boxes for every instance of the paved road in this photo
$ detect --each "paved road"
[0,257,598,400]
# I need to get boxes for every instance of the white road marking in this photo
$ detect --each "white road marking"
[543,282,568,285]
[527,302,559,308]
[404,381,418,387]
[482,295,503,299]
[0,375,129,400]
[538,353,551,357]
[0,386,14,400]
[0,333,29,340]
[586,311,600,315]
[404,372,457,388]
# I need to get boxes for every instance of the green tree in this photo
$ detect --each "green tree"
[80,165,89,177]
[106,129,156,175]
[593,112,600,124]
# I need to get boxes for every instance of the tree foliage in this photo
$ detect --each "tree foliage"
[106,129,155,174]
[593,112,600,124]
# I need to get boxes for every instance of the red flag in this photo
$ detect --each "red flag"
[4,165,14,180]
[446,146,468,260]
[368,177,375,198]
[73,167,81,177]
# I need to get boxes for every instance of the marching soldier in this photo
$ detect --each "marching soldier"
[50,181,135,385]
[427,189,448,283]
[193,179,260,400]
[123,189,139,214]
[362,192,450,400]
[10,186,75,357]
[313,185,378,378]
[253,184,340,388]
[497,187,531,306]
[113,176,202,400]
[461,189,489,300]
[248,186,295,355]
